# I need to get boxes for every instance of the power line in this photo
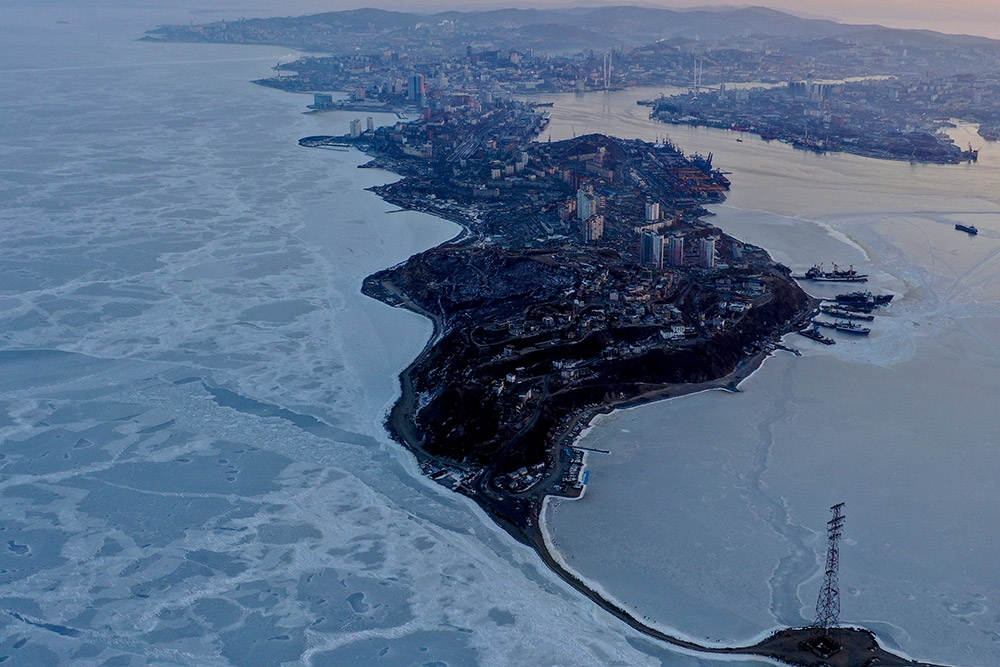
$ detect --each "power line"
[814,502,845,633]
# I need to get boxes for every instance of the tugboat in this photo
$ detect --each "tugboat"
[813,319,871,335]
[955,223,979,235]
[797,263,869,282]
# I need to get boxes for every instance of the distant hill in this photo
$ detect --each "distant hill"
[143,5,1000,55]
[451,5,852,41]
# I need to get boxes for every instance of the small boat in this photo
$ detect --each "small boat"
[955,223,978,235]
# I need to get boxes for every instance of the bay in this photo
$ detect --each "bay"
[541,87,1000,664]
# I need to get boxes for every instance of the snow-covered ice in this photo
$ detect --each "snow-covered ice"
[0,4,780,665]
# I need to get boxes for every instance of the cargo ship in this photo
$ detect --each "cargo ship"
[955,223,978,235]
[796,263,868,282]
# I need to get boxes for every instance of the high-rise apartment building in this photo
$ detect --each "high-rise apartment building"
[640,232,665,270]
[699,236,717,269]
[667,234,685,266]
[645,201,660,222]
[408,74,426,106]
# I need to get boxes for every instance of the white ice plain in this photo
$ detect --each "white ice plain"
[0,4,782,665]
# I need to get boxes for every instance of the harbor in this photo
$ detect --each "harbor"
[539,83,1000,666]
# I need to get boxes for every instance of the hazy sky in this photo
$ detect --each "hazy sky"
[696,0,1000,38]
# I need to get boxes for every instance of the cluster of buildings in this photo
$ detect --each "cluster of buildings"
[321,96,740,286]
[640,230,717,270]
[492,461,551,493]
[264,23,1000,132]
[572,184,604,243]
[347,115,376,138]
[469,239,767,396]
[419,460,480,491]
[275,47,617,114]
[492,447,586,496]
[652,73,992,162]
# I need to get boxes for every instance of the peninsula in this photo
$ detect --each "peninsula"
[300,101,942,665]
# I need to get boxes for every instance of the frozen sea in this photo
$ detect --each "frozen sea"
[0,2,781,665]
[540,88,1000,664]
[3,3,998,666]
